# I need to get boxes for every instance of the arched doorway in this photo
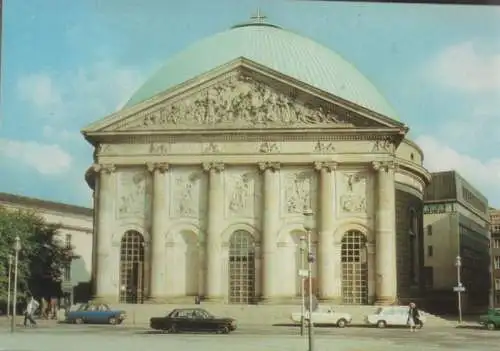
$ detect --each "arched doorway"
[228,230,256,304]
[119,230,145,304]
[341,230,368,305]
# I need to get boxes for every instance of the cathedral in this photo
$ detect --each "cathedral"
[83,15,430,305]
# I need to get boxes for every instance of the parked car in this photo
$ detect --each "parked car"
[291,307,352,328]
[65,302,126,325]
[365,306,426,328]
[150,308,237,334]
[479,308,500,330]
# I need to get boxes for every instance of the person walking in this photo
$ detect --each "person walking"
[407,302,421,332]
[24,296,39,327]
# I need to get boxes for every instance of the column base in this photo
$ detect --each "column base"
[375,296,398,305]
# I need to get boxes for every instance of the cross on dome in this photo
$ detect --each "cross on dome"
[250,8,267,23]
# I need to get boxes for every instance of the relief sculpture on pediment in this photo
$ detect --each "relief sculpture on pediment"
[120,75,348,130]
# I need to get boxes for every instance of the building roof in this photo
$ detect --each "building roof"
[124,19,398,120]
[0,192,93,217]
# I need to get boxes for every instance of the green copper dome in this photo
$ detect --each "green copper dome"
[125,20,398,119]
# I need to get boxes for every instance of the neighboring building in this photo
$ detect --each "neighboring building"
[490,208,500,307]
[0,192,93,302]
[82,16,431,305]
[423,171,490,313]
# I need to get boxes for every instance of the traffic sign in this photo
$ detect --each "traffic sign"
[453,286,466,292]
[298,269,308,277]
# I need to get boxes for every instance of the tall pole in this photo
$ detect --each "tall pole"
[456,255,463,324]
[11,236,21,333]
[7,255,12,318]
[300,237,306,336]
[307,228,314,351]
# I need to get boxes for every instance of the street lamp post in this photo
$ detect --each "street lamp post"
[11,236,21,333]
[299,236,306,336]
[303,207,315,351]
[7,255,13,318]
[455,255,463,324]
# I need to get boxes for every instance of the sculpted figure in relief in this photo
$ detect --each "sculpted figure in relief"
[174,173,200,217]
[340,173,367,213]
[285,172,312,214]
[313,141,336,153]
[150,143,169,155]
[228,173,253,216]
[118,172,147,217]
[120,75,349,131]
[372,138,393,153]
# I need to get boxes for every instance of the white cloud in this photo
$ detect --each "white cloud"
[16,60,154,124]
[416,135,500,207]
[426,41,500,94]
[0,138,72,175]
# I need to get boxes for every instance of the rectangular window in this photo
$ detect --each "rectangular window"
[494,239,500,249]
[65,234,72,249]
[427,245,433,257]
[495,256,500,270]
[427,225,433,236]
[495,279,500,291]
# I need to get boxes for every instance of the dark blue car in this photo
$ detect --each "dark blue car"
[66,303,126,325]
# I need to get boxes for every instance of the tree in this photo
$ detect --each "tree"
[0,206,77,303]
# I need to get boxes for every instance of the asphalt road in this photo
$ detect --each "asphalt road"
[0,323,498,350]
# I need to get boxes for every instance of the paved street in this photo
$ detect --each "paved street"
[0,323,498,351]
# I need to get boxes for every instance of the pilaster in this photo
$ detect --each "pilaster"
[373,161,398,305]
[202,162,225,301]
[146,162,169,302]
[258,161,281,302]
[313,161,338,300]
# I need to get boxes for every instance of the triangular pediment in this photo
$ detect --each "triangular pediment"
[82,58,406,136]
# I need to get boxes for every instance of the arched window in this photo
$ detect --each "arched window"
[341,230,368,305]
[228,230,256,304]
[119,230,145,304]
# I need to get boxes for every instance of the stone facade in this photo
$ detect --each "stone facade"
[82,62,431,305]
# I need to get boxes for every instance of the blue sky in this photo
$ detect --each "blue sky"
[1,0,500,208]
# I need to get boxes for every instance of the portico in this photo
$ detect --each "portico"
[82,18,431,305]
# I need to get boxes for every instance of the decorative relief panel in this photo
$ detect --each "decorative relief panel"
[150,143,170,155]
[281,168,317,215]
[225,167,261,218]
[110,74,352,131]
[371,138,394,153]
[116,169,151,219]
[259,142,280,153]
[170,167,206,219]
[339,172,367,213]
[97,144,151,156]
[313,141,336,153]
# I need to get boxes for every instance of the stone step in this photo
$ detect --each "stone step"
[111,303,454,327]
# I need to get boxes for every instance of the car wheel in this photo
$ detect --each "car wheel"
[168,324,178,334]
[337,319,347,328]
[487,322,496,331]
[376,320,387,328]
[108,317,117,325]
[217,325,230,334]
[75,318,84,325]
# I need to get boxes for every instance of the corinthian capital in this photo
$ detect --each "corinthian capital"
[258,162,280,172]
[146,162,169,173]
[202,162,224,173]
[92,163,115,174]
[314,161,337,172]
[372,160,398,172]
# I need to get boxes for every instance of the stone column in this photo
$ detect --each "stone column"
[366,242,376,304]
[313,161,338,301]
[146,162,169,301]
[202,162,225,301]
[373,161,398,304]
[93,163,116,301]
[258,162,281,302]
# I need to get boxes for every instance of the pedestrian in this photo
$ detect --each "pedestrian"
[407,302,421,332]
[24,296,39,327]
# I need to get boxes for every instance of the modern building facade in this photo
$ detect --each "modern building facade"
[423,171,490,313]
[0,192,93,302]
[82,17,431,305]
[490,208,500,307]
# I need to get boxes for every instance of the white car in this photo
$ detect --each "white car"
[365,306,427,328]
[291,307,352,328]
